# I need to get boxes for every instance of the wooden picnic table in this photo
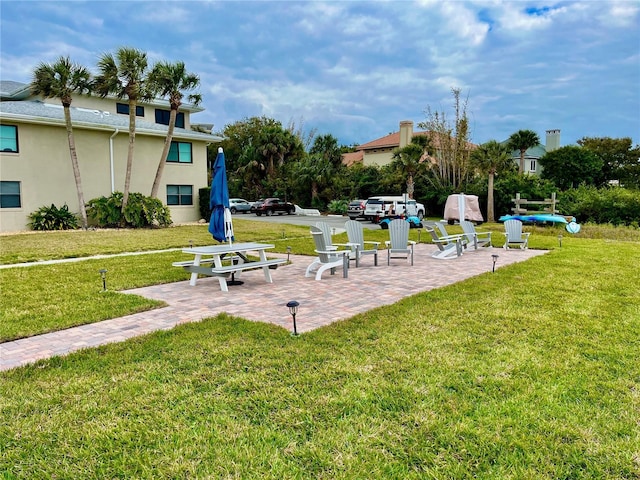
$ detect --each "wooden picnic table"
[174,242,285,292]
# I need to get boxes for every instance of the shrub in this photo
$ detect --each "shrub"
[87,192,172,228]
[29,204,79,231]
[327,199,348,215]
[559,186,640,227]
[199,187,211,221]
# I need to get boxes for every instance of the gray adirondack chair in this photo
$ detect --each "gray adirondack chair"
[423,220,470,249]
[345,220,379,266]
[305,226,349,280]
[424,225,463,259]
[503,219,530,250]
[315,221,340,251]
[461,220,491,248]
[384,219,415,265]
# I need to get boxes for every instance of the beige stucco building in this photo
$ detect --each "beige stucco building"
[0,80,222,232]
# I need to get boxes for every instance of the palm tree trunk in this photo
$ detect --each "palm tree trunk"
[487,172,495,222]
[122,100,137,210]
[519,150,525,174]
[63,106,88,229]
[151,109,177,198]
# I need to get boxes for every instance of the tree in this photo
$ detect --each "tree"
[294,154,333,205]
[418,88,473,191]
[32,56,92,229]
[391,137,430,199]
[577,136,640,188]
[216,117,304,199]
[94,47,151,211]
[508,129,540,174]
[539,146,603,190]
[470,140,513,222]
[147,61,201,198]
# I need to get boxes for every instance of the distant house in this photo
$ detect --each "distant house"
[343,121,427,167]
[342,120,476,168]
[0,80,222,232]
[502,129,561,175]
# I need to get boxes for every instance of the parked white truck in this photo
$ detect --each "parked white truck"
[363,195,425,224]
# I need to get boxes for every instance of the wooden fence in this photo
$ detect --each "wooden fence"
[511,192,558,214]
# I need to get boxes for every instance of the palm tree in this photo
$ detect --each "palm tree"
[392,136,430,198]
[94,47,151,210]
[32,56,92,229]
[295,154,333,204]
[470,140,513,222]
[259,125,288,178]
[147,61,201,198]
[508,129,540,174]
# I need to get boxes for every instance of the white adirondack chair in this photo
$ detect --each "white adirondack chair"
[424,225,463,259]
[503,219,530,250]
[305,226,349,280]
[384,219,415,265]
[461,220,492,248]
[345,220,379,267]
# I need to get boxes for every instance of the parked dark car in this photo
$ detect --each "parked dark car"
[347,199,367,220]
[251,198,295,216]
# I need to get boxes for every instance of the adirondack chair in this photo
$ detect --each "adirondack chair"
[503,219,530,250]
[305,226,349,280]
[384,219,415,265]
[345,220,379,267]
[460,220,491,248]
[423,220,470,249]
[424,225,463,259]
[315,221,340,251]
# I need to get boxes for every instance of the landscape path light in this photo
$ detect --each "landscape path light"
[99,269,108,292]
[286,300,300,336]
[491,254,499,273]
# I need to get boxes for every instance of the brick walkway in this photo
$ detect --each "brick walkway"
[0,244,546,371]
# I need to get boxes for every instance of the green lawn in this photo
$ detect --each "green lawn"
[1,220,639,478]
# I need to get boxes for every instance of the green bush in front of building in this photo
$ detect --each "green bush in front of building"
[29,204,80,230]
[87,192,172,228]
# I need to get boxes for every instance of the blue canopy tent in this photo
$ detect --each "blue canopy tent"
[208,147,234,244]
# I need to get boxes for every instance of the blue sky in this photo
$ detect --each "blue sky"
[1,0,639,148]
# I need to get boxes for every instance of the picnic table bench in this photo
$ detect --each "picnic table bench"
[174,243,284,292]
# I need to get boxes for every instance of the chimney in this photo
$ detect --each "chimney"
[546,129,560,152]
[399,120,413,148]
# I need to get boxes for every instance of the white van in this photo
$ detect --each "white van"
[363,195,425,223]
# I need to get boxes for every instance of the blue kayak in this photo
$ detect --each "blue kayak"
[499,214,572,224]
[499,214,581,234]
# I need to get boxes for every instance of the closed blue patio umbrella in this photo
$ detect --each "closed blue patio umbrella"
[208,147,234,244]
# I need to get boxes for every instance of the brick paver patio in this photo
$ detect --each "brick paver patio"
[0,244,546,371]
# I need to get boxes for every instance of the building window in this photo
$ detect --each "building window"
[0,181,21,208]
[116,103,144,117]
[529,160,537,172]
[0,125,18,153]
[166,142,192,163]
[155,109,185,128]
[167,185,192,205]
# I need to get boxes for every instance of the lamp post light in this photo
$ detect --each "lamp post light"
[286,246,292,262]
[99,269,108,292]
[286,300,300,336]
[558,234,563,248]
[491,254,499,273]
